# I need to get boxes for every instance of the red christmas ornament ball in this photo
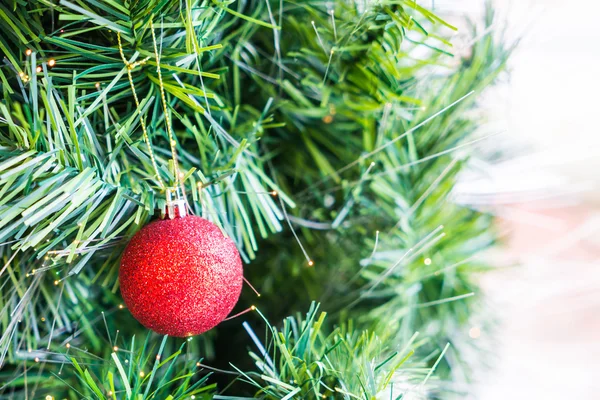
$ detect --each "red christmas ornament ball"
[119,215,243,337]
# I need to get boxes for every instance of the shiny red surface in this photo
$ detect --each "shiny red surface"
[119,215,243,337]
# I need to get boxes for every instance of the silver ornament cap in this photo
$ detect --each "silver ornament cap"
[163,186,187,219]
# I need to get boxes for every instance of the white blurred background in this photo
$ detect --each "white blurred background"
[447,0,600,399]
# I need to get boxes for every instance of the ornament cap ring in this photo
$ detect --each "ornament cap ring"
[164,186,187,219]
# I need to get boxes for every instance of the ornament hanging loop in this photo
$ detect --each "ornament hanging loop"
[164,187,187,219]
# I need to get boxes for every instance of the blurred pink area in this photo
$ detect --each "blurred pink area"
[475,205,600,399]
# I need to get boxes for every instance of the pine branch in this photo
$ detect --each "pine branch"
[0,0,513,398]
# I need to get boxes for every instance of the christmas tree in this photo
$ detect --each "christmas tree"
[0,0,511,398]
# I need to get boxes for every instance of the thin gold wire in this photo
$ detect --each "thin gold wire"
[150,20,181,188]
[117,32,165,190]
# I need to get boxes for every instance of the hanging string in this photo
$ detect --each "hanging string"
[150,20,181,189]
[117,32,165,190]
